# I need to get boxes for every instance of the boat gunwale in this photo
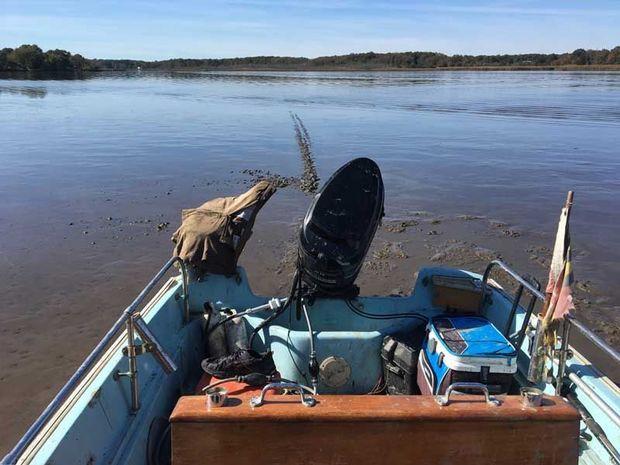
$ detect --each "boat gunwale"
[5,276,183,465]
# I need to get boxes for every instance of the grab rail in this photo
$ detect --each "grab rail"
[567,315,620,366]
[435,382,500,407]
[481,260,545,301]
[568,372,620,429]
[481,260,620,365]
[480,260,620,434]
[1,257,189,465]
[250,382,316,408]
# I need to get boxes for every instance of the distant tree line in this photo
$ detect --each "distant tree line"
[0,44,90,72]
[307,48,620,69]
[2,44,619,73]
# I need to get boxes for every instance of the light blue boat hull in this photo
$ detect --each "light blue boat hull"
[4,265,619,465]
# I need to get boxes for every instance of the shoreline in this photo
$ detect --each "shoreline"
[2,64,620,77]
[170,64,620,72]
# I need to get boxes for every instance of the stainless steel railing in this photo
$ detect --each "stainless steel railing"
[481,261,541,350]
[1,257,189,465]
[567,316,620,366]
[480,260,620,432]
[481,259,620,365]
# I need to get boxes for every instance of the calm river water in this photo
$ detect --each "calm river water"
[2,70,619,308]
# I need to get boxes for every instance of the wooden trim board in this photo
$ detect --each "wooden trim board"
[171,395,579,465]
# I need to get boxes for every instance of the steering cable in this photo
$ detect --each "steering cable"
[301,298,318,394]
[248,270,300,348]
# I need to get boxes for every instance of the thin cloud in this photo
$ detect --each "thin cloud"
[2,0,618,59]
[210,0,620,16]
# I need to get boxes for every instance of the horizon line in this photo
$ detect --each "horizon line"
[4,43,619,62]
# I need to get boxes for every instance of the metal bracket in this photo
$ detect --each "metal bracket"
[132,315,177,374]
[114,314,178,413]
[435,382,500,407]
[250,382,316,408]
[112,370,135,381]
[122,343,152,357]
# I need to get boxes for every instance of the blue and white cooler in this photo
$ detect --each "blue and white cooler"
[417,316,517,395]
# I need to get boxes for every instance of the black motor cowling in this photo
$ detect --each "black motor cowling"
[298,158,384,296]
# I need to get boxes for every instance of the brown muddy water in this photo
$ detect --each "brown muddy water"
[1,71,619,454]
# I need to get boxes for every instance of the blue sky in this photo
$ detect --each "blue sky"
[2,1,619,60]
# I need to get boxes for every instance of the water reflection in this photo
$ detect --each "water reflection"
[0,70,93,81]
[0,86,48,98]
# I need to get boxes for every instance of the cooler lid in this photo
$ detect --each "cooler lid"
[431,316,516,358]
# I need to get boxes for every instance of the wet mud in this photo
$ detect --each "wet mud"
[240,114,319,194]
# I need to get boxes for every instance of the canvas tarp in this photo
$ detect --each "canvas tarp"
[172,181,276,275]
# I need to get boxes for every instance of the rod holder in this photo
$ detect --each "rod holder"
[133,315,178,375]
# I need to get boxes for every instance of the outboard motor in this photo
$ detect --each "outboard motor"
[298,157,384,297]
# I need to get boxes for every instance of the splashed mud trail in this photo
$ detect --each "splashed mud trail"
[241,113,319,194]
[290,112,320,194]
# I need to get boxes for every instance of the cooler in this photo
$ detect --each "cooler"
[418,316,517,395]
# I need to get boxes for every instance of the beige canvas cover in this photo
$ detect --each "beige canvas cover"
[172,181,276,275]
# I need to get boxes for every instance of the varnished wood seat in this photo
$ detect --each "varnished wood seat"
[170,394,579,465]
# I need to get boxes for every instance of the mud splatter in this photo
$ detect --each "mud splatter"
[383,219,419,233]
[241,113,320,194]
[372,241,408,260]
[240,168,297,189]
[290,113,320,194]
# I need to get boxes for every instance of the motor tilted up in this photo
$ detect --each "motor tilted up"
[298,157,385,297]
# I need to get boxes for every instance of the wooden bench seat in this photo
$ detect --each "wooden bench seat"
[170,394,579,465]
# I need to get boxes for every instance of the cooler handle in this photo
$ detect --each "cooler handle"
[435,382,500,407]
